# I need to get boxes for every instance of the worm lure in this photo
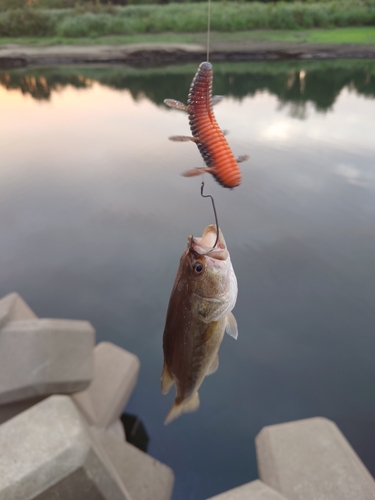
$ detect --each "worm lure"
[164,61,248,189]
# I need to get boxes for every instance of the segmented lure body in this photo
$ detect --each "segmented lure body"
[164,61,248,189]
[188,62,241,188]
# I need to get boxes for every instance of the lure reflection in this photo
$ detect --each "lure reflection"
[164,61,248,189]
[161,224,238,425]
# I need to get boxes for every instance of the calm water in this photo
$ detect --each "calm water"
[1,60,375,499]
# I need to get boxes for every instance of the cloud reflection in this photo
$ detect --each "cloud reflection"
[0,66,375,499]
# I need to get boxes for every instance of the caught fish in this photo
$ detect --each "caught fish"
[161,224,238,425]
[164,61,248,189]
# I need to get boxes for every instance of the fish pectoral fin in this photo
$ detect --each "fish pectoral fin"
[161,363,174,395]
[211,95,223,106]
[164,392,200,426]
[225,312,238,340]
[163,99,188,111]
[169,135,198,142]
[207,354,219,375]
[181,167,212,178]
[236,155,249,164]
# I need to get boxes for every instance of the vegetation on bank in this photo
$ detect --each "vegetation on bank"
[1,59,375,112]
[1,26,375,45]
[0,1,374,37]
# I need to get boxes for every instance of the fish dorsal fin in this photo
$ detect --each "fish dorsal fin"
[225,312,238,340]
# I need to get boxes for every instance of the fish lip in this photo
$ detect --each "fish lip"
[189,225,228,260]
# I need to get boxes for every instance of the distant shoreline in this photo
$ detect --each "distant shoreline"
[1,41,375,69]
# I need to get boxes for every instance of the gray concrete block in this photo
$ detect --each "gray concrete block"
[0,319,95,404]
[92,427,174,500]
[0,292,37,329]
[0,396,46,425]
[207,480,289,500]
[0,395,132,500]
[256,417,375,500]
[107,419,126,441]
[72,342,140,428]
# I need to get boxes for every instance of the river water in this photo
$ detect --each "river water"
[1,60,375,499]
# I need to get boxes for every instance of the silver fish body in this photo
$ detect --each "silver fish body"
[161,224,238,425]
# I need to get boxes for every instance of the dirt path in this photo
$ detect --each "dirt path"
[1,41,375,68]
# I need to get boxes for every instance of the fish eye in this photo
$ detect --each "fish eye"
[193,262,204,275]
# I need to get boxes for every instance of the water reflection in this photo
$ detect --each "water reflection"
[1,59,375,115]
[0,61,375,500]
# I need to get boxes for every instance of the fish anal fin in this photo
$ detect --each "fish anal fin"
[161,363,174,395]
[207,354,219,376]
[164,99,188,111]
[225,312,238,340]
[181,167,212,178]
[169,135,197,142]
[164,392,200,425]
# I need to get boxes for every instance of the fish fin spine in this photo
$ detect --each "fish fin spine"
[225,312,238,339]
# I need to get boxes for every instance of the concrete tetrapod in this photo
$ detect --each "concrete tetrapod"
[72,341,140,429]
[256,416,375,500]
[0,292,37,329]
[0,319,95,405]
[206,480,289,500]
[92,427,174,500]
[0,395,132,500]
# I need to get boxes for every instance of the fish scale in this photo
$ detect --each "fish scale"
[161,225,238,425]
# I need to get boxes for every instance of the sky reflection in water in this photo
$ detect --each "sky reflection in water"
[0,62,375,499]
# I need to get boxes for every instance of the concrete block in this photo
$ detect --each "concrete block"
[0,396,46,425]
[72,342,140,428]
[0,395,132,500]
[207,480,289,500]
[256,417,375,500]
[92,426,174,500]
[0,319,95,404]
[108,419,126,441]
[0,292,37,329]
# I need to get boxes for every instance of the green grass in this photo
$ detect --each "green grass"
[1,2,375,37]
[1,26,375,46]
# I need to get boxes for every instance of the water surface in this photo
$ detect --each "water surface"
[1,60,375,499]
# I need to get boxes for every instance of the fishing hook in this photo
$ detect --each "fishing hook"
[201,181,219,249]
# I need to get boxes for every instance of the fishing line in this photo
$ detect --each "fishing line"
[201,181,219,249]
[206,0,212,62]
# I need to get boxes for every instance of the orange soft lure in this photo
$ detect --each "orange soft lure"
[164,61,248,189]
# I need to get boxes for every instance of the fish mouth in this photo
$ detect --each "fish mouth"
[189,224,228,260]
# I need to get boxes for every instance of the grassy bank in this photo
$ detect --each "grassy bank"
[0,2,375,38]
[0,26,374,46]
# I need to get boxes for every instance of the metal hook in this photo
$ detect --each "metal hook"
[201,181,219,249]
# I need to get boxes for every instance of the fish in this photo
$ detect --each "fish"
[161,224,238,425]
[164,61,248,189]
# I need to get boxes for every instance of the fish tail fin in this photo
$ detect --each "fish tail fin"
[181,167,212,178]
[164,392,200,425]
[161,363,174,395]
